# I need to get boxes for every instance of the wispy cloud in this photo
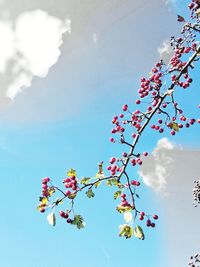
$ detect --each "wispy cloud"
[164,0,177,6]
[101,247,110,260]
[0,9,71,102]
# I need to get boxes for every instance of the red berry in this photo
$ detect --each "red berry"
[59,211,65,218]
[122,152,128,157]
[123,104,128,111]
[132,133,137,138]
[146,219,151,227]
[139,216,144,221]
[109,157,116,164]
[153,215,159,220]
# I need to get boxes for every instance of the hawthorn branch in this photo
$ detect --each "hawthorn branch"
[118,45,200,179]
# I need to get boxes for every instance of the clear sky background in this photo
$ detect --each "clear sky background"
[0,0,199,267]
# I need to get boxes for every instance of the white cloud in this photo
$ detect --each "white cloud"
[0,21,14,73]
[6,72,32,100]
[0,0,177,123]
[14,10,70,77]
[139,138,200,194]
[138,138,175,192]
[158,40,174,64]
[0,9,71,101]
[140,138,200,266]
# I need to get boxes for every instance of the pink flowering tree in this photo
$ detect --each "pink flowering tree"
[37,0,200,245]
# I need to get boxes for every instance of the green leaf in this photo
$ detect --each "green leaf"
[133,225,145,240]
[72,215,85,229]
[81,177,91,185]
[119,224,133,239]
[169,122,179,132]
[116,205,132,213]
[67,169,77,177]
[94,181,101,188]
[111,178,119,186]
[106,180,112,186]
[68,192,77,199]
[86,189,95,198]
[106,178,119,187]
[114,190,122,200]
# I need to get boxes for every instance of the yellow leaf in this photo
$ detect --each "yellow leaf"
[41,197,48,205]
[48,187,55,197]
[67,169,77,177]
[116,205,132,213]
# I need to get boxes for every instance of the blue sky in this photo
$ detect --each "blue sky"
[0,0,199,267]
